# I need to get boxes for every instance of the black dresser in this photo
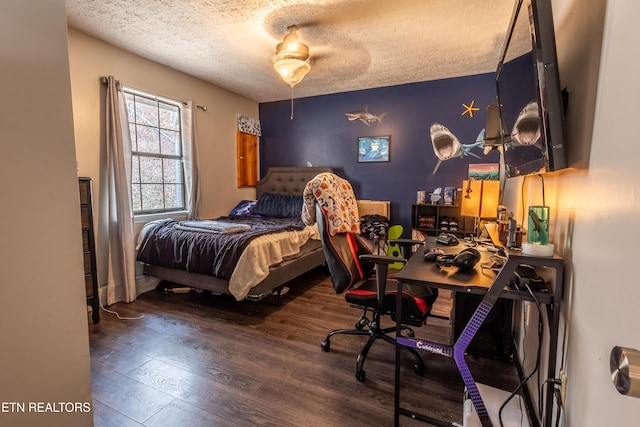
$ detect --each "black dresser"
[79,177,99,324]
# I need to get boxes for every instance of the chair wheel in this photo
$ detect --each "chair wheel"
[355,370,366,382]
[355,317,367,330]
[407,329,415,338]
[413,364,424,376]
[320,340,330,352]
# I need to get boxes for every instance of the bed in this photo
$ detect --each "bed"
[137,166,333,302]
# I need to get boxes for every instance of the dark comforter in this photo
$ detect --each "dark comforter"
[136,216,305,279]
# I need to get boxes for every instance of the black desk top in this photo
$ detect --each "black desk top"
[397,244,495,289]
[396,239,561,304]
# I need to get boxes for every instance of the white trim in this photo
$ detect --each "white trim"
[123,85,182,107]
[134,210,188,224]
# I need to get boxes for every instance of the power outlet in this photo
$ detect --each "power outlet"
[560,370,568,407]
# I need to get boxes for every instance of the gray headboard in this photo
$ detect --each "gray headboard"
[256,167,334,197]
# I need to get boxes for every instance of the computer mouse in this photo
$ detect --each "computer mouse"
[424,248,445,262]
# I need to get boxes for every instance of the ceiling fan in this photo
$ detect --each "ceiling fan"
[273,25,311,88]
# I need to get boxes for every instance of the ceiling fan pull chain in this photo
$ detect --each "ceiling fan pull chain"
[290,86,294,120]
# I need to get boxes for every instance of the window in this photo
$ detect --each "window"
[124,88,186,214]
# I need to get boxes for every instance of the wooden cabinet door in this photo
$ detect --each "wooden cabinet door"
[236,131,258,187]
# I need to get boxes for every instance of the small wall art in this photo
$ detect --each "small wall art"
[468,163,500,180]
[358,135,390,163]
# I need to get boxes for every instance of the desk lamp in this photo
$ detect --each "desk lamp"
[461,180,500,237]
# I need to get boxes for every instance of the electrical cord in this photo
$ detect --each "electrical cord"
[520,285,546,416]
[498,281,543,427]
[538,173,546,206]
[524,285,547,418]
[554,388,563,427]
[520,176,527,226]
[521,173,546,226]
[499,281,528,427]
[540,374,564,426]
[99,298,145,320]
[541,378,561,417]
[523,273,565,427]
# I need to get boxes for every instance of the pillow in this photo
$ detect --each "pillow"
[229,199,257,217]
[252,192,303,218]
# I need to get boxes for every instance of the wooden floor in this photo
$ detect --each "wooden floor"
[89,267,520,427]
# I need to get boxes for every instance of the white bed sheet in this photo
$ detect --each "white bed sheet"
[228,224,319,300]
[138,219,320,301]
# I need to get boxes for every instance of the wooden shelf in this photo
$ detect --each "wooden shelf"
[411,203,475,237]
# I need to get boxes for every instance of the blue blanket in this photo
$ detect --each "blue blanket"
[136,216,304,279]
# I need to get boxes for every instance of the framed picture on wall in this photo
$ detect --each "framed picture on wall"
[357,135,390,163]
[468,163,500,180]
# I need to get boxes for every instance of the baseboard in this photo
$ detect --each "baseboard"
[98,285,107,307]
[136,275,160,296]
[94,275,159,308]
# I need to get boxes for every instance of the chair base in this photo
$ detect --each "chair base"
[320,310,425,382]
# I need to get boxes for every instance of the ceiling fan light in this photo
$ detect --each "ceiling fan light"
[274,25,311,87]
[275,25,309,61]
[274,58,311,87]
[275,40,309,61]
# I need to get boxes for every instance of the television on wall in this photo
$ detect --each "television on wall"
[495,0,567,178]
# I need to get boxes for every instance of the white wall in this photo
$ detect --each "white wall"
[560,1,640,424]
[67,29,259,291]
[0,1,93,426]
[503,0,640,425]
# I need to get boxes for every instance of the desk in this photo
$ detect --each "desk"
[393,240,563,427]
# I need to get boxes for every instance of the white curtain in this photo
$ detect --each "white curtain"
[105,76,137,304]
[182,100,201,219]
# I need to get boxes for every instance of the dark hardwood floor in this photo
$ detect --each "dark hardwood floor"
[89,267,519,427]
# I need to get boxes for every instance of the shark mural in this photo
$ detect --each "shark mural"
[502,100,546,177]
[510,100,541,147]
[345,106,388,126]
[430,123,485,174]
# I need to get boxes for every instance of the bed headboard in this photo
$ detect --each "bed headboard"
[256,167,334,196]
[357,200,391,219]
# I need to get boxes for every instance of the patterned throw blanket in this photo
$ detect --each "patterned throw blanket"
[302,172,360,235]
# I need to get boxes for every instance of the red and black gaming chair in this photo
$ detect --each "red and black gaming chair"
[316,203,438,381]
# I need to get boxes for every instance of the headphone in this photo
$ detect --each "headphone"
[436,248,481,271]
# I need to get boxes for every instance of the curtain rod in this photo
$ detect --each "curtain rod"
[99,76,207,111]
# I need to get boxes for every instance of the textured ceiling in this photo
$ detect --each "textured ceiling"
[65,0,517,103]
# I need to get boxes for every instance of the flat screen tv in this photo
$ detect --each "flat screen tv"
[495,0,567,178]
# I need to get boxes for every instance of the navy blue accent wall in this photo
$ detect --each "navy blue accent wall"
[259,73,500,233]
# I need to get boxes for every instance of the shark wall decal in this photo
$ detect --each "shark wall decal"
[510,100,542,148]
[345,106,388,126]
[430,123,485,175]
